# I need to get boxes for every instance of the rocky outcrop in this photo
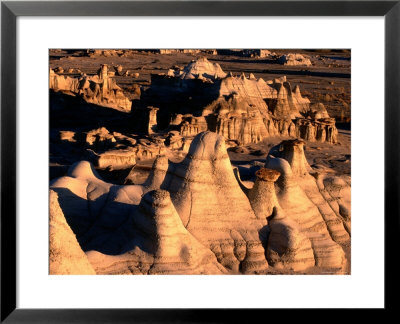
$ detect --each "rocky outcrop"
[50,131,350,275]
[59,130,76,142]
[248,168,281,220]
[128,190,227,274]
[86,127,116,148]
[175,57,226,79]
[88,141,165,170]
[50,64,132,112]
[146,106,159,135]
[92,148,137,169]
[178,115,208,137]
[278,53,312,66]
[142,57,337,145]
[266,208,315,271]
[157,132,269,273]
[49,190,96,275]
[265,139,350,271]
[295,118,338,144]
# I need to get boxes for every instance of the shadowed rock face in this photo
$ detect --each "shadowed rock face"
[50,131,350,275]
[142,57,338,145]
[156,132,269,273]
[50,64,131,112]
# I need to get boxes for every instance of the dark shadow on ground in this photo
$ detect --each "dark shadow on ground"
[50,90,133,133]
[51,186,155,256]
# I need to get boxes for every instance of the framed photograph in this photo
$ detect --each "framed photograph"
[1,0,398,321]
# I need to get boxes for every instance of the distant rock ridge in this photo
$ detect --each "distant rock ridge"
[142,57,338,144]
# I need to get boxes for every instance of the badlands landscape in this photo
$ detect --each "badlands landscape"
[49,49,351,275]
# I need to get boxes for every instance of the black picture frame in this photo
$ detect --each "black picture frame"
[1,0,399,321]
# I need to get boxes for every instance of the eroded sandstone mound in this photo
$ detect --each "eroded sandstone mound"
[50,131,350,275]
[49,190,96,275]
[265,139,350,270]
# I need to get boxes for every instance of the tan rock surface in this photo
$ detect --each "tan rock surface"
[265,139,349,271]
[49,190,96,275]
[149,57,337,145]
[50,64,131,112]
[50,132,350,275]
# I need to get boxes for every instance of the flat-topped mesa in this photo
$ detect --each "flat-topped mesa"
[49,64,132,112]
[247,168,282,221]
[143,57,337,145]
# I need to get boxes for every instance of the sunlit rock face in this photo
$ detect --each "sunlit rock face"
[50,64,132,112]
[50,131,350,275]
[141,57,338,144]
[49,190,96,275]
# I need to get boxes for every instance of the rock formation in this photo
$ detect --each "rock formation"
[86,127,116,148]
[49,190,96,275]
[265,139,350,270]
[146,106,159,135]
[266,208,316,271]
[50,131,350,275]
[248,168,281,220]
[50,64,132,112]
[278,53,312,66]
[141,57,338,145]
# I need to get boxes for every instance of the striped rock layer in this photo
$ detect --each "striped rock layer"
[49,131,350,275]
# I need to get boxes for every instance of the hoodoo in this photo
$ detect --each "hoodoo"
[140,57,338,144]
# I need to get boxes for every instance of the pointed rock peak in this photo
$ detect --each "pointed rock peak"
[257,77,266,85]
[249,73,256,80]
